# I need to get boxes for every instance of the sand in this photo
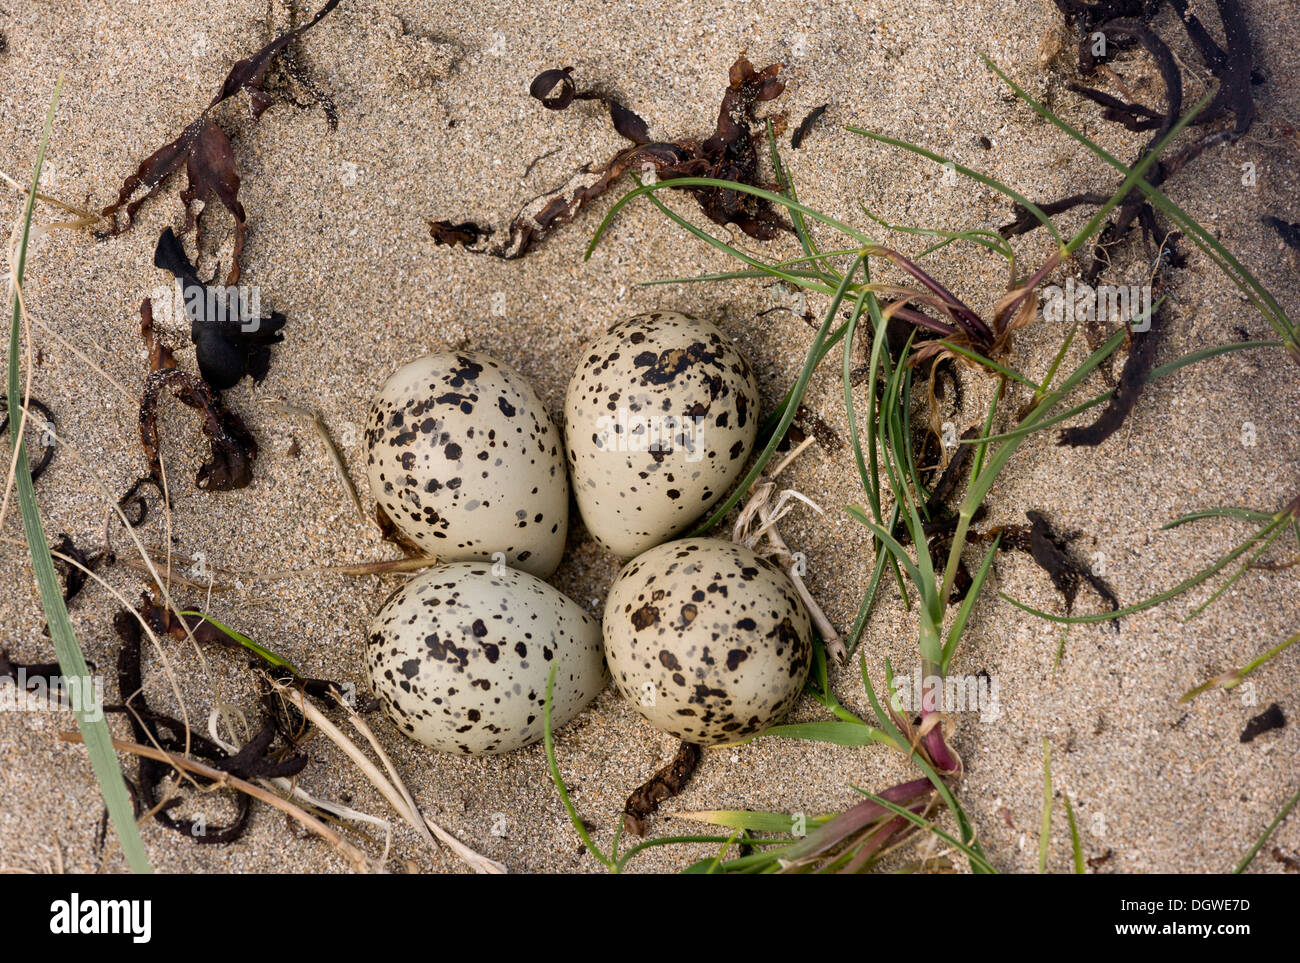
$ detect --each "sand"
[0,0,1297,874]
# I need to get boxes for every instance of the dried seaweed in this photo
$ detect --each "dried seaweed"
[1272,848,1300,872]
[0,394,57,481]
[1054,0,1261,136]
[154,228,286,390]
[139,369,258,492]
[430,56,791,259]
[112,604,307,844]
[209,0,343,120]
[100,118,246,285]
[259,664,371,742]
[134,298,259,491]
[528,67,653,143]
[1020,510,1120,626]
[790,104,828,149]
[1026,2,1260,249]
[623,740,701,836]
[1006,2,1261,443]
[47,533,112,614]
[117,475,163,527]
[0,650,62,686]
[1057,304,1162,447]
[1087,848,1116,868]
[429,220,491,249]
[927,427,979,513]
[98,0,341,282]
[966,510,1120,625]
[1240,702,1285,743]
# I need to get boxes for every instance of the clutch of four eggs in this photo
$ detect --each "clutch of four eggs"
[364,312,812,755]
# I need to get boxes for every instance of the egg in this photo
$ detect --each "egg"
[367,562,608,755]
[564,311,760,558]
[602,538,812,745]
[364,351,568,578]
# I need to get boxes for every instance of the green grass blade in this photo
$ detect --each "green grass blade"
[543,664,613,870]
[178,611,300,673]
[632,183,839,295]
[1005,513,1288,624]
[688,253,867,536]
[845,506,925,592]
[1064,795,1084,874]
[846,127,1063,245]
[941,341,1039,388]
[754,720,898,749]
[586,176,872,261]
[1148,340,1283,381]
[941,533,1002,672]
[7,79,151,874]
[1235,783,1300,873]
[678,809,831,833]
[768,120,840,285]
[1162,507,1275,528]
[1181,629,1300,702]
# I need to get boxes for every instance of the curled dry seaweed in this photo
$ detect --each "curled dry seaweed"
[139,370,258,491]
[790,104,829,149]
[98,0,341,283]
[429,56,791,259]
[0,394,57,481]
[113,603,307,843]
[1004,1,1262,444]
[623,740,701,836]
[135,298,259,492]
[154,227,286,390]
[117,476,164,527]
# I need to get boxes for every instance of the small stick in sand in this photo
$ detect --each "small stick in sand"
[274,680,507,874]
[264,398,370,528]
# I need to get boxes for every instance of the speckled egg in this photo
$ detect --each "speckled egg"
[564,312,760,558]
[365,351,568,578]
[602,538,812,745]
[367,562,608,755]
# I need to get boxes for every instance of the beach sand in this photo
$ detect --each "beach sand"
[0,0,1297,873]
